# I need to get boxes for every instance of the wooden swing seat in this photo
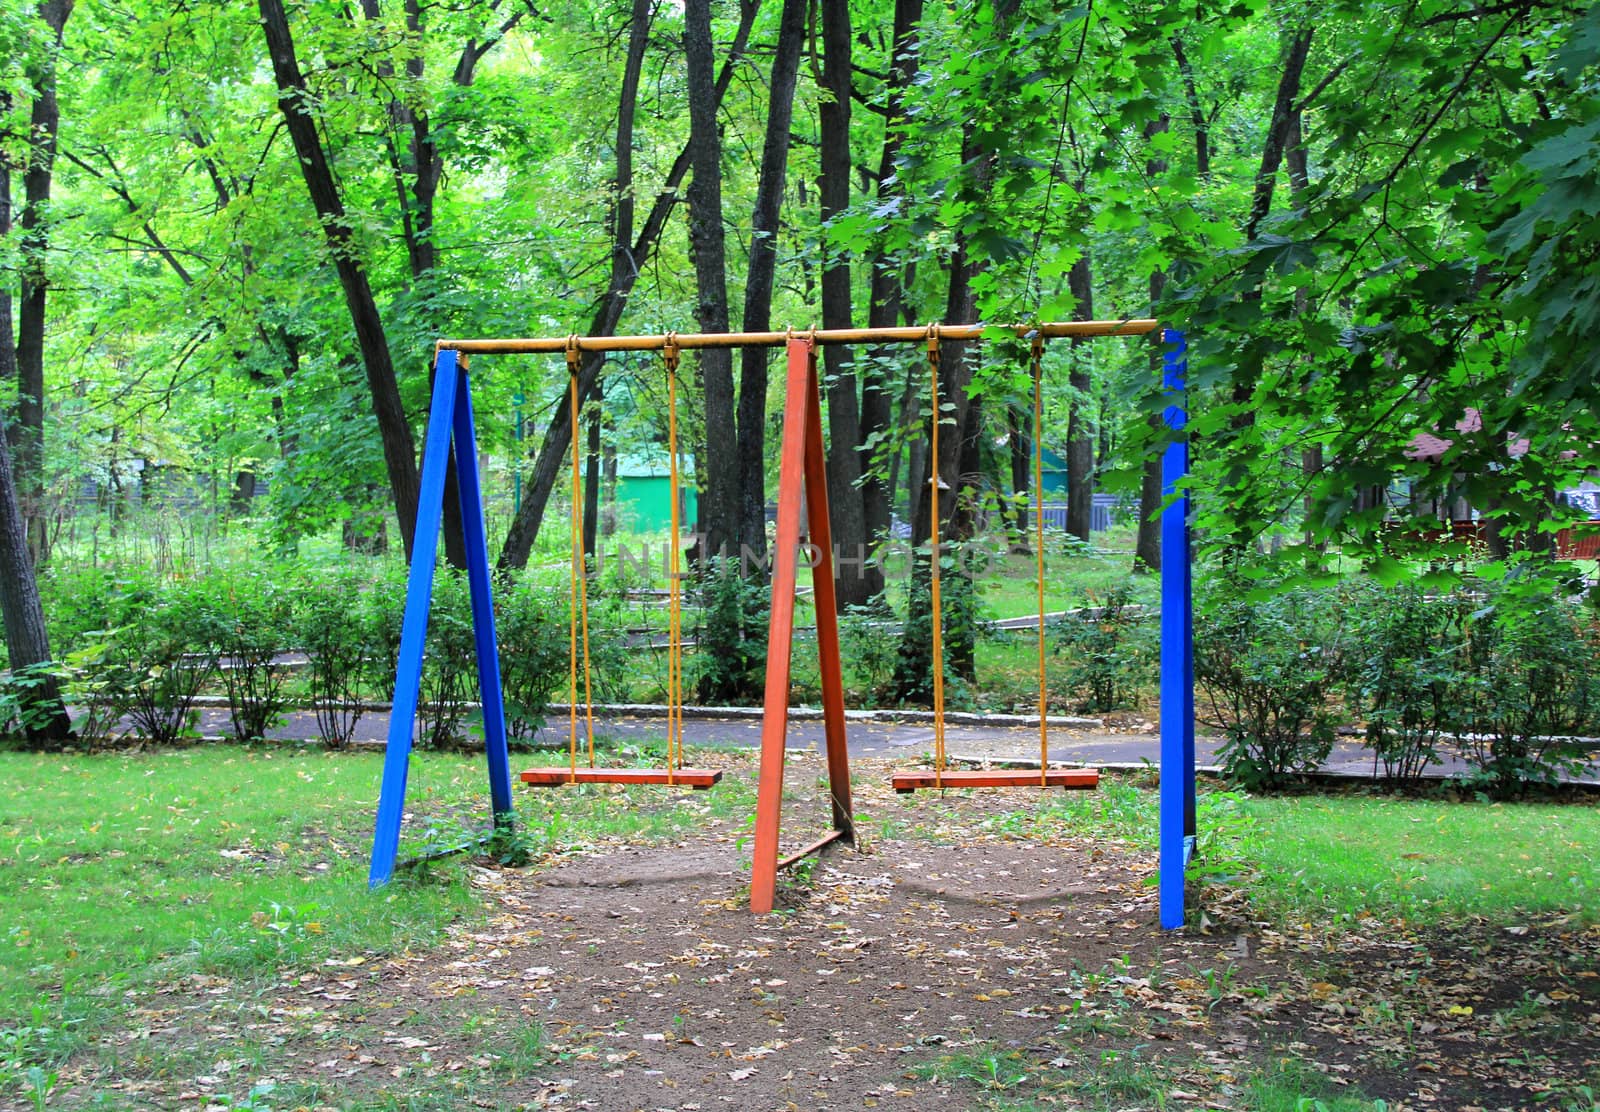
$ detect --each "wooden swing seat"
[891,767,1100,793]
[519,767,723,789]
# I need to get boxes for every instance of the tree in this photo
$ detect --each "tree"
[1169,1,1598,570]
[359,0,534,567]
[257,0,422,558]
[0,420,69,743]
[683,0,736,562]
[0,40,68,742]
[5,0,1586,615]
[1064,253,1095,542]
[497,0,759,571]
[860,0,924,562]
[734,0,807,569]
[816,0,878,610]
[13,0,72,564]
[1135,112,1172,574]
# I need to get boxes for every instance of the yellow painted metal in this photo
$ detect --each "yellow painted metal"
[437,320,1159,355]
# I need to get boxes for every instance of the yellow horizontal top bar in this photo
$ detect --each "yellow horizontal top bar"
[436,319,1162,355]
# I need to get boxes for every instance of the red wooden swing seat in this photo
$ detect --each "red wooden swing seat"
[890,767,1100,793]
[519,767,722,789]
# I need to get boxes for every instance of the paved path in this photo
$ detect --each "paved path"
[187,703,1599,785]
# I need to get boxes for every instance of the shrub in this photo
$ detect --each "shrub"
[205,571,295,742]
[496,576,568,740]
[361,564,407,705]
[1195,578,1341,788]
[578,591,637,706]
[0,662,72,747]
[1054,585,1155,712]
[839,604,897,705]
[40,563,164,656]
[58,634,134,747]
[1456,591,1597,797]
[693,557,769,705]
[1343,581,1470,782]
[109,581,222,745]
[297,571,371,747]
[417,570,478,749]
[890,552,983,706]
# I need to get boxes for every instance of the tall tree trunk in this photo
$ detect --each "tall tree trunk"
[1135,289,1167,575]
[355,0,519,570]
[0,81,68,743]
[497,0,758,571]
[0,92,14,435]
[892,45,1006,695]
[684,0,736,563]
[1171,36,1211,181]
[1136,287,1168,574]
[860,0,923,573]
[1065,254,1095,542]
[0,421,70,743]
[601,435,617,538]
[258,0,422,558]
[894,235,981,696]
[1244,27,1314,242]
[15,0,73,566]
[817,0,877,608]
[583,377,601,561]
[1227,24,1313,533]
[1285,111,1324,550]
[734,0,805,573]
[1008,405,1030,549]
[1135,113,1171,573]
[360,0,465,567]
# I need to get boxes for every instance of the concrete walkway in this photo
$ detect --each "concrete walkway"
[186,702,1600,785]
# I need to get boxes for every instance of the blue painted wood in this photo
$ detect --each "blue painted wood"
[369,350,462,887]
[452,362,514,818]
[1159,329,1192,930]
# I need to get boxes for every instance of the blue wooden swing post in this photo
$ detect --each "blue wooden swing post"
[1158,329,1197,929]
[369,348,514,887]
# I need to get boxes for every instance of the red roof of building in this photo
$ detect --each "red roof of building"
[1405,409,1530,464]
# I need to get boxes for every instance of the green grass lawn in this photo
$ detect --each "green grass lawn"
[9,753,1592,1038]
[1243,793,1600,926]
[5,745,1596,1105]
[0,744,755,1071]
[976,537,1156,620]
[938,780,1600,928]
[0,750,478,1028]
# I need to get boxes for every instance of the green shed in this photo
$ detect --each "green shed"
[612,452,697,533]
[1039,446,1068,494]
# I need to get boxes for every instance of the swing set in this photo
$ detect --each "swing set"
[517,336,723,789]
[889,326,1100,795]
[367,320,1198,929]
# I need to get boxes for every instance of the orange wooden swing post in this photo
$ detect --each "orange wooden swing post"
[748,335,857,913]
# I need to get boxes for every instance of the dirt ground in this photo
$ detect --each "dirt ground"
[59,757,1600,1111]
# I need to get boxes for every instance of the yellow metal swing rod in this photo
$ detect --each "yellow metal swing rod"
[437,319,1159,355]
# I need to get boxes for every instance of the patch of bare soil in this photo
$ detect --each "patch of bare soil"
[390,833,1150,1110]
[60,761,1600,1111]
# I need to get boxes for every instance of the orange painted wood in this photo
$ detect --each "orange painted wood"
[776,828,847,871]
[800,349,855,845]
[749,337,816,913]
[890,768,1100,793]
[519,767,722,788]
